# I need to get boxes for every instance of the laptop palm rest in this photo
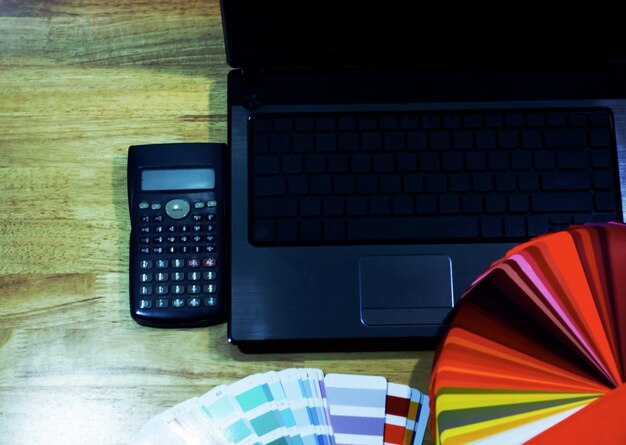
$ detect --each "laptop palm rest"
[359,255,454,326]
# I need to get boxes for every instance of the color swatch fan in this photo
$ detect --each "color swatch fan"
[429,222,626,444]
[130,368,430,445]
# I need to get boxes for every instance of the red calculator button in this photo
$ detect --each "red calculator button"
[203,258,217,267]
[187,258,201,268]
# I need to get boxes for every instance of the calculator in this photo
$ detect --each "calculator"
[127,143,228,327]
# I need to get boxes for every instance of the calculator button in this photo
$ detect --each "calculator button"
[166,226,176,232]
[172,259,184,268]
[187,258,201,268]
[194,202,205,209]
[141,237,150,244]
[193,225,202,232]
[172,285,184,294]
[154,215,164,223]
[172,298,185,308]
[156,285,168,295]
[166,236,176,243]
[206,245,216,253]
[180,225,190,232]
[139,299,152,309]
[192,214,203,222]
[206,214,216,221]
[139,201,150,209]
[188,284,201,294]
[203,271,216,280]
[206,235,216,242]
[156,259,168,268]
[141,215,150,223]
[152,247,163,254]
[156,298,169,308]
[141,247,150,254]
[204,296,217,307]
[140,273,152,282]
[140,286,153,296]
[192,246,202,254]
[193,235,202,243]
[189,297,201,307]
[180,246,190,254]
[206,200,217,208]
[172,272,184,281]
[203,284,217,293]
[167,246,176,254]
[151,203,162,210]
[156,272,168,282]
[153,236,163,243]
[165,199,191,220]
[206,224,216,232]
[188,271,201,281]
[203,258,217,267]
[140,227,150,233]
[179,235,189,243]
[140,260,153,269]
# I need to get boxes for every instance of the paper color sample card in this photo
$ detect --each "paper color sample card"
[130,369,430,445]
[430,222,626,444]
[324,373,387,445]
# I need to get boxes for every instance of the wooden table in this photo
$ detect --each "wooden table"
[0,2,433,444]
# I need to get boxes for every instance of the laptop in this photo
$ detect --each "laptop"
[221,1,626,350]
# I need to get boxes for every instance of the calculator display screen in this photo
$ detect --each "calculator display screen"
[141,168,215,191]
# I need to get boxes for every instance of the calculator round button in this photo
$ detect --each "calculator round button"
[165,199,191,220]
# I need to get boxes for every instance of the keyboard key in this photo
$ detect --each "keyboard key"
[544,128,587,148]
[293,133,314,151]
[430,131,450,149]
[255,198,297,217]
[541,172,591,190]
[370,197,391,215]
[481,217,502,238]
[346,197,367,215]
[300,197,321,216]
[301,220,321,241]
[324,220,345,240]
[254,157,279,175]
[504,216,526,237]
[323,197,344,215]
[277,221,298,242]
[254,177,286,196]
[393,196,414,214]
[270,134,291,152]
[528,215,549,236]
[347,216,479,240]
[531,192,593,212]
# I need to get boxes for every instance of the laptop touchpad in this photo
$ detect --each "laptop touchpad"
[359,255,454,326]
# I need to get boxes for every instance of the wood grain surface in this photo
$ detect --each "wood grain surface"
[0,1,434,444]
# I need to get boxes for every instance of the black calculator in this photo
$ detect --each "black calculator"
[127,143,228,327]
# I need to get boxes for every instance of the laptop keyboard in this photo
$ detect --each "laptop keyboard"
[248,108,621,245]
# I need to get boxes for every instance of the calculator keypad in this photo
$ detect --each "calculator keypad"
[134,197,222,315]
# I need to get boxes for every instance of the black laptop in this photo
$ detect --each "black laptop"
[221,1,626,350]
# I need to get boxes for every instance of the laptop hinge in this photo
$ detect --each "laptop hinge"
[242,67,264,111]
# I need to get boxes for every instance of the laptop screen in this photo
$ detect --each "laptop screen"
[220,1,624,69]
